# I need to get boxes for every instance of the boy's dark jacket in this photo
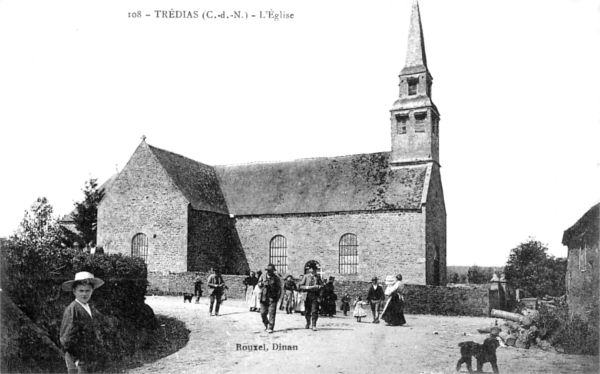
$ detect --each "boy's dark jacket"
[60,301,101,361]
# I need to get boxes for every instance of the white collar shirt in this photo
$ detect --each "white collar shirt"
[75,299,93,318]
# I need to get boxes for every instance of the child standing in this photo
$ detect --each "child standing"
[60,271,105,374]
[353,296,367,322]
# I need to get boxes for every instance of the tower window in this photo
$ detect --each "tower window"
[432,118,438,135]
[396,114,408,134]
[415,111,427,133]
[408,78,419,96]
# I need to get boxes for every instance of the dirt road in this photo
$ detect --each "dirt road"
[126,296,598,374]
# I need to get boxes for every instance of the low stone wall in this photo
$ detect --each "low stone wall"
[333,281,489,317]
[147,272,489,316]
[147,272,248,298]
[403,284,489,316]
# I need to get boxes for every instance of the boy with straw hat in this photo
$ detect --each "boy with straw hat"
[60,271,104,373]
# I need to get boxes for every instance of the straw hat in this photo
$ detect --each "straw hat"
[384,275,396,286]
[62,272,104,291]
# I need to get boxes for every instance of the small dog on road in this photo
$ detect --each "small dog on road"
[456,337,500,373]
[183,293,193,303]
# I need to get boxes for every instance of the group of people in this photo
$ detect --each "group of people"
[352,274,407,326]
[241,267,407,332]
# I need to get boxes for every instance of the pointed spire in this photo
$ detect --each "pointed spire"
[401,0,428,75]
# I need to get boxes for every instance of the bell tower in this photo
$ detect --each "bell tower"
[390,0,440,167]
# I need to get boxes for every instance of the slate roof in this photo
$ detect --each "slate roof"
[562,203,599,246]
[148,145,229,214]
[214,152,427,215]
[138,144,428,216]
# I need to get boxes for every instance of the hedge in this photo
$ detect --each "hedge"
[1,241,157,373]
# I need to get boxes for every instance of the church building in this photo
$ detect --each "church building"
[97,1,447,285]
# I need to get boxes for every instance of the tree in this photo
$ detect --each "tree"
[71,178,105,246]
[467,265,496,284]
[11,197,66,248]
[504,238,567,297]
[450,273,460,284]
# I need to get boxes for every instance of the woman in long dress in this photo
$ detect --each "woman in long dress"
[249,271,262,312]
[294,274,306,314]
[380,274,407,326]
[243,271,259,311]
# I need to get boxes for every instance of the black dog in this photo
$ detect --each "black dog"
[456,338,500,373]
[183,293,193,303]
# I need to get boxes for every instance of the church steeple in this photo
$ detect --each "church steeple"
[402,0,428,75]
[390,0,440,167]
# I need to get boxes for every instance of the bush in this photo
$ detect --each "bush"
[1,240,157,372]
[536,304,599,355]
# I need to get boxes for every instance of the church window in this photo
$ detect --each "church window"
[339,233,358,274]
[415,111,427,133]
[269,235,288,274]
[432,117,438,135]
[396,114,408,134]
[131,233,148,263]
[408,78,419,96]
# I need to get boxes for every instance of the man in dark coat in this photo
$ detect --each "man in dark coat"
[259,264,282,333]
[207,268,226,316]
[299,268,323,331]
[321,276,337,317]
[366,276,384,323]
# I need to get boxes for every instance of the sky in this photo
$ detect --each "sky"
[1,0,599,266]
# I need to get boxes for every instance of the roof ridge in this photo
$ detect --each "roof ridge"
[216,151,391,167]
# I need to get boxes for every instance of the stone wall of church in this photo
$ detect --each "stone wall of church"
[98,143,189,273]
[231,210,428,284]
[425,165,447,285]
[187,208,250,274]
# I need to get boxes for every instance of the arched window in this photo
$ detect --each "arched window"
[131,233,148,263]
[269,235,287,274]
[339,233,358,274]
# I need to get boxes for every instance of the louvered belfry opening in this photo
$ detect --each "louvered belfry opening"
[269,235,287,274]
[339,233,358,274]
[131,233,148,263]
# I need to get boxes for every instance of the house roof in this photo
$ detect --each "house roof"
[214,152,428,215]
[562,203,600,246]
[148,145,229,214]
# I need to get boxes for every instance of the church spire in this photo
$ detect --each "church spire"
[389,0,440,167]
[402,0,428,75]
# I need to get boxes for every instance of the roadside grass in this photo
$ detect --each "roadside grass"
[118,315,190,372]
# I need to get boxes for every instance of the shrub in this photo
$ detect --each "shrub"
[536,304,599,355]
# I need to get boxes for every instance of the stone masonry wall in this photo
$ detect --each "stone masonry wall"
[425,164,447,285]
[567,242,599,325]
[147,272,488,316]
[98,143,189,273]
[232,211,427,284]
[187,208,250,274]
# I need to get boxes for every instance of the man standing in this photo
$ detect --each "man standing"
[258,264,282,333]
[193,273,203,304]
[299,268,323,331]
[207,268,226,316]
[367,276,384,323]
